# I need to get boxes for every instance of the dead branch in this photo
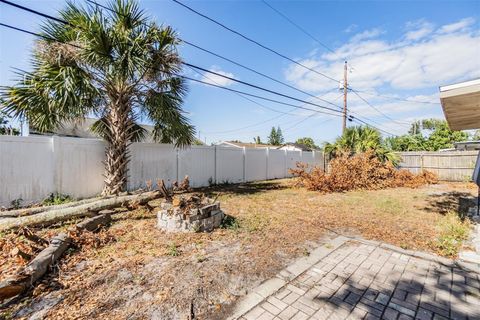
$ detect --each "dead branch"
[0,197,103,218]
[0,191,160,232]
[75,213,111,232]
[0,233,71,300]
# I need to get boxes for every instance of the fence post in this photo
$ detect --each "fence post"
[175,147,179,182]
[51,136,61,194]
[265,148,269,180]
[243,147,246,182]
[214,145,217,185]
[284,149,288,178]
[420,153,424,173]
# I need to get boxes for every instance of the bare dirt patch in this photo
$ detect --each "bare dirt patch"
[1,180,476,319]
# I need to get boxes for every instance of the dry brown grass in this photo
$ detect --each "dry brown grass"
[0,180,476,319]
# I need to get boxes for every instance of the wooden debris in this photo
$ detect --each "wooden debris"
[0,197,102,218]
[9,247,32,261]
[75,213,111,232]
[0,233,71,300]
[158,179,172,202]
[0,191,160,232]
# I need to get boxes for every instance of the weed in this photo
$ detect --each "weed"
[10,198,23,209]
[167,243,180,257]
[196,254,206,263]
[435,212,471,257]
[42,192,72,206]
[221,215,240,231]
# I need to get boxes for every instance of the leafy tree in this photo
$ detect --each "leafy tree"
[253,136,262,144]
[324,126,398,164]
[192,139,204,146]
[389,119,468,151]
[267,126,284,145]
[384,134,425,152]
[1,0,194,195]
[295,137,318,150]
[0,110,19,135]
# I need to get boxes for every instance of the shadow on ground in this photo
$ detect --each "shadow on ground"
[196,180,289,197]
[314,265,480,319]
[423,191,477,218]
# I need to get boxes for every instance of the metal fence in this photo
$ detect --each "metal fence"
[0,136,324,207]
[398,151,479,182]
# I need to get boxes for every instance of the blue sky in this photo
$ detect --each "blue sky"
[1,0,479,145]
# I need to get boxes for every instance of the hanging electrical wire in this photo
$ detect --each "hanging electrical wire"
[171,0,341,83]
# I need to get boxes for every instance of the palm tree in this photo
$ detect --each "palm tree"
[324,126,398,164]
[1,0,194,195]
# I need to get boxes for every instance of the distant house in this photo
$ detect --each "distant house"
[277,143,313,152]
[215,141,278,149]
[454,141,480,151]
[29,117,156,142]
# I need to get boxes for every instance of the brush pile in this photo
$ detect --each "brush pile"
[290,151,438,193]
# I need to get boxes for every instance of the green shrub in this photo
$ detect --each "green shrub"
[42,192,72,206]
[435,212,471,257]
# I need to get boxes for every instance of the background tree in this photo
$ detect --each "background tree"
[295,137,318,150]
[0,110,19,135]
[388,119,468,151]
[253,136,262,144]
[267,126,284,145]
[1,0,194,195]
[324,126,398,164]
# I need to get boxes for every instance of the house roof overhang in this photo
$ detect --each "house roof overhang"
[439,79,480,131]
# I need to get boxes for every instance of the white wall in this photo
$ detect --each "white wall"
[0,136,324,206]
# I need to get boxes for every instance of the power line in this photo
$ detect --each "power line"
[261,0,344,61]
[0,0,344,116]
[182,40,341,109]
[350,88,440,105]
[171,0,340,84]
[351,90,411,128]
[85,0,342,109]
[0,21,395,137]
[0,1,398,137]
[184,63,344,114]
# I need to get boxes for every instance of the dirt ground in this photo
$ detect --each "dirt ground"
[0,180,477,320]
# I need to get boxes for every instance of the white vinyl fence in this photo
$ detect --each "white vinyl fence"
[0,136,324,207]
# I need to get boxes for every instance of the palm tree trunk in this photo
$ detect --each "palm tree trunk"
[102,101,130,195]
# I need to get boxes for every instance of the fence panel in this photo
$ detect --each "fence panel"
[128,143,177,189]
[286,150,302,177]
[178,146,215,187]
[0,136,325,206]
[267,149,286,179]
[398,151,479,181]
[215,147,244,184]
[245,148,267,182]
[0,136,55,206]
[54,137,105,198]
[313,151,325,171]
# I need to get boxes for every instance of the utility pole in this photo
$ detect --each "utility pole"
[342,61,348,134]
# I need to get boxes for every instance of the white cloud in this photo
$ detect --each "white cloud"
[284,17,480,93]
[404,20,434,41]
[438,17,475,34]
[344,24,358,33]
[200,66,236,87]
[350,28,385,42]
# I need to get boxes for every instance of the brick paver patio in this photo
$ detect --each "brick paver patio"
[230,237,480,320]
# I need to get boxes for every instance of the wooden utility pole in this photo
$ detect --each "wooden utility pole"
[342,61,348,134]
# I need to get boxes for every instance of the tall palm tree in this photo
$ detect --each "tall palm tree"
[324,126,398,164]
[1,0,195,195]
